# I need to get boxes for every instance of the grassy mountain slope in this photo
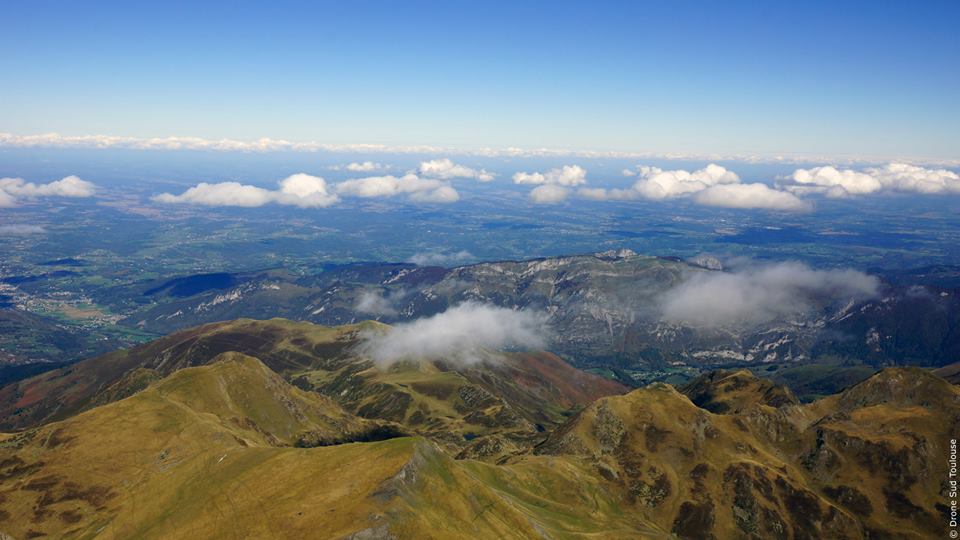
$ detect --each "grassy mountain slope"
[0,319,624,458]
[0,353,657,539]
[535,368,959,539]
[0,318,953,538]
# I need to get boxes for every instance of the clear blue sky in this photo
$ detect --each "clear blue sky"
[2,0,957,158]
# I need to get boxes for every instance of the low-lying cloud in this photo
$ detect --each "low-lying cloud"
[661,262,880,328]
[0,175,96,207]
[513,165,587,204]
[408,250,474,266]
[419,158,494,182]
[0,189,15,208]
[0,224,47,235]
[335,174,459,203]
[780,163,960,197]
[513,165,587,186]
[629,164,740,199]
[360,302,548,366]
[529,184,571,204]
[330,161,388,172]
[582,164,808,211]
[693,183,811,211]
[156,169,464,208]
[153,173,338,208]
[355,289,404,317]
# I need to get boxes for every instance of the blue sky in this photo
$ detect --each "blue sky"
[2,0,958,159]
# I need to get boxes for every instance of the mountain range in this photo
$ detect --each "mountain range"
[100,250,960,387]
[0,317,955,538]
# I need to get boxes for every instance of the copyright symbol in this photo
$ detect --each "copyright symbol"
[950,530,958,538]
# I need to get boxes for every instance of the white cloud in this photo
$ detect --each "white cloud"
[577,187,637,201]
[781,163,960,197]
[418,158,494,181]
[529,184,570,204]
[355,290,400,317]
[0,224,46,235]
[0,189,16,208]
[155,171,461,207]
[409,185,460,203]
[336,175,419,197]
[152,173,338,208]
[582,163,806,211]
[513,165,587,186]
[360,302,548,366]
[275,173,340,207]
[335,174,459,203]
[874,163,960,193]
[780,166,883,197]
[660,262,880,328]
[345,161,384,172]
[0,175,97,197]
[693,183,811,211]
[408,250,473,266]
[631,164,739,199]
[153,182,274,207]
[0,175,97,207]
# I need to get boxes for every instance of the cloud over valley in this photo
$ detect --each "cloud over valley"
[359,302,549,366]
[660,262,880,328]
[0,176,96,207]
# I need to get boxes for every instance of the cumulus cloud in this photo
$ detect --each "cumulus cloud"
[631,164,740,199]
[513,165,587,186]
[780,166,882,198]
[153,182,273,207]
[154,170,462,208]
[275,173,341,207]
[0,224,46,235]
[529,184,571,204]
[360,302,548,366]
[408,250,474,266]
[335,174,459,203]
[874,163,960,193]
[409,185,460,203]
[582,164,806,210]
[348,161,384,172]
[153,173,338,208]
[418,158,494,181]
[0,175,97,206]
[780,163,960,197]
[693,183,811,211]
[660,262,880,328]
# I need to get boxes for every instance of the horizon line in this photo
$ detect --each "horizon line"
[1,131,958,168]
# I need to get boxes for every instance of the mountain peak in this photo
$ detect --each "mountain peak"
[835,366,960,411]
[681,369,800,414]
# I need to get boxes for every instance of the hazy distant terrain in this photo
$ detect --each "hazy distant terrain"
[2,153,959,397]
